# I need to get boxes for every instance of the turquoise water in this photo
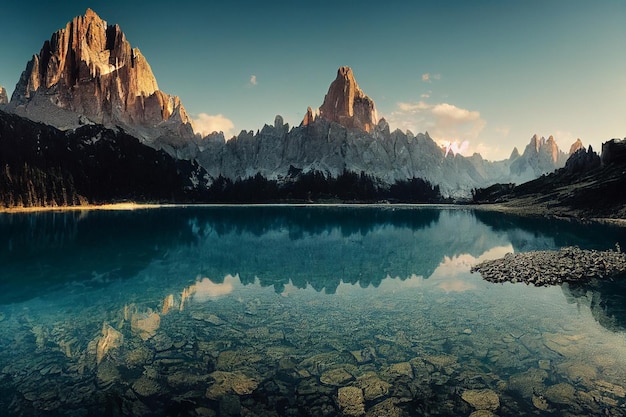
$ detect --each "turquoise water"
[0,206,625,416]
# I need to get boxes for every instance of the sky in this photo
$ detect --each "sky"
[1,0,624,161]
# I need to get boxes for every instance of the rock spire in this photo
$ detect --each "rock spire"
[0,87,8,105]
[569,138,584,155]
[8,9,193,145]
[303,66,378,132]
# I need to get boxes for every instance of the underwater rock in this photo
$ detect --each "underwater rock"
[96,360,121,389]
[557,361,598,385]
[508,368,548,398]
[206,371,259,399]
[166,371,210,389]
[384,362,414,379]
[543,332,584,357]
[461,389,500,411]
[125,345,154,368]
[357,372,391,401]
[132,375,162,397]
[299,351,357,375]
[191,312,227,326]
[532,394,550,411]
[596,380,626,398]
[365,398,405,417]
[217,350,263,371]
[320,367,355,386]
[350,347,375,364]
[468,411,497,417]
[544,382,576,405]
[96,323,123,365]
[337,386,365,417]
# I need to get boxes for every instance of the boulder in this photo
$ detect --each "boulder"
[337,386,365,417]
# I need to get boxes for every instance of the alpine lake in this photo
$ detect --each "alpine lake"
[1,205,626,417]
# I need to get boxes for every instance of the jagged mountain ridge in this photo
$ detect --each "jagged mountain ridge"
[2,9,585,199]
[191,64,580,197]
[6,9,194,149]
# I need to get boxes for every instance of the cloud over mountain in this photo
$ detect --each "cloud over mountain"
[192,113,235,138]
[388,101,486,156]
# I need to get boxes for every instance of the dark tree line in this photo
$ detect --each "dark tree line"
[0,111,206,208]
[205,170,443,203]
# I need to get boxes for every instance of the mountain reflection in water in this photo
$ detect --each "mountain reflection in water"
[1,206,626,416]
[1,206,625,330]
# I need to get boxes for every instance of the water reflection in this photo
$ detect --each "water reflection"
[2,206,626,332]
[2,206,626,416]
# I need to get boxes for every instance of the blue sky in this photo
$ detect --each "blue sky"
[1,0,624,160]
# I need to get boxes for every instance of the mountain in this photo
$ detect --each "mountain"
[5,9,194,151]
[303,66,378,132]
[0,110,208,208]
[194,67,578,198]
[472,140,625,219]
[509,134,570,182]
[0,87,7,105]
[1,9,585,202]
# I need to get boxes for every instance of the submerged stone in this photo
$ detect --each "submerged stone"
[544,382,576,405]
[508,368,548,398]
[337,386,365,417]
[357,372,391,401]
[320,367,354,386]
[461,389,500,411]
[132,375,162,397]
[206,371,259,399]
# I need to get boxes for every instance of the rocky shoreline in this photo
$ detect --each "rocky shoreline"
[471,245,626,286]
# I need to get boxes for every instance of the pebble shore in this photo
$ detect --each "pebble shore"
[471,245,626,286]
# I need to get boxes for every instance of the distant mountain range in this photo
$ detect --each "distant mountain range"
[472,138,626,219]
[0,9,619,208]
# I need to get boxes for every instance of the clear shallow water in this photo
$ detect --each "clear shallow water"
[0,206,625,416]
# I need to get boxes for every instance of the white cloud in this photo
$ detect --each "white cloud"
[249,74,257,86]
[191,113,235,138]
[385,101,487,157]
[397,101,431,112]
[421,73,441,83]
[420,92,431,99]
[431,103,481,123]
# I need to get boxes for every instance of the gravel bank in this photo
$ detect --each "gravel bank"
[471,245,626,286]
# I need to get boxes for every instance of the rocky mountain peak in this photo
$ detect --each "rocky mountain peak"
[7,9,193,147]
[0,87,7,105]
[530,134,543,152]
[307,66,378,132]
[569,138,584,155]
[543,135,559,164]
[510,134,569,179]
